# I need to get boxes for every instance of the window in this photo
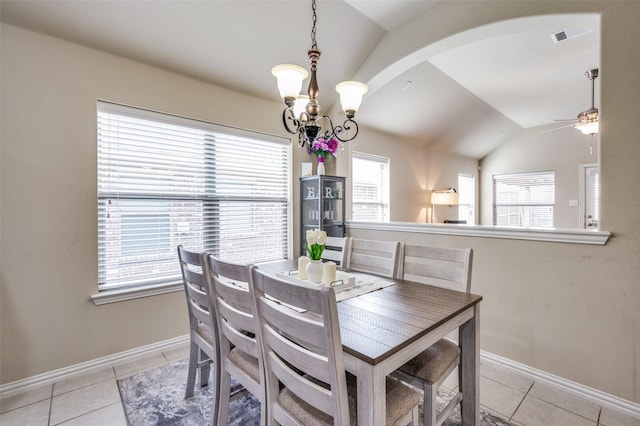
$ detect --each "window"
[97,101,290,292]
[493,171,555,228]
[458,173,476,225]
[581,163,599,229]
[351,152,389,222]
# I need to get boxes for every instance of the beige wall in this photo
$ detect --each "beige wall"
[480,124,599,228]
[1,0,639,407]
[346,0,640,405]
[0,23,304,383]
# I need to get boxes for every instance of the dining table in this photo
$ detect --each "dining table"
[257,260,483,426]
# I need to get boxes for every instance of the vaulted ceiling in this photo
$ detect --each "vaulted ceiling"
[0,0,600,159]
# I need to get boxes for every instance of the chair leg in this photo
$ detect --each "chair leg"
[216,371,231,426]
[423,382,437,426]
[210,354,221,426]
[185,342,199,399]
[259,388,267,426]
[411,403,419,426]
[199,348,210,388]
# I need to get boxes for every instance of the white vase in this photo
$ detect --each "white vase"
[305,259,324,284]
[317,157,325,175]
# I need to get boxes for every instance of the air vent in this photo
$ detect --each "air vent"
[552,30,568,43]
[550,28,592,44]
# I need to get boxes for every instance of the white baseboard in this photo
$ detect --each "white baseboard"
[2,337,638,420]
[481,350,640,419]
[0,335,189,399]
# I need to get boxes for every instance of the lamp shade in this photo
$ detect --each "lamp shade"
[431,191,459,205]
[293,95,310,119]
[336,81,368,116]
[271,64,308,99]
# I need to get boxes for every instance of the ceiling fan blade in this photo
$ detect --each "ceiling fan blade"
[536,123,577,134]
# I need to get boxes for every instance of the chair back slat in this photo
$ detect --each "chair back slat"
[213,276,254,312]
[186,285,212,325]
[321,236,350,267]
[259,298,329,357]
[183,267,205,288]
[402,245,473,293]
[346,238,400,278]
[263,317,332,384]
[266,342,335,414]
[179,247,203,267]
[251,267,350,425]
[219,311,259,357]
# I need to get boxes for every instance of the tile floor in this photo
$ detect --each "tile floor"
[1,343,639,426]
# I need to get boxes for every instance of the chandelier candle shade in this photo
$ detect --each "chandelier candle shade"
[272,0,368,148]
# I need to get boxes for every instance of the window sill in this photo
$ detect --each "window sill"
[90,281,183,305]
[346,221,611,245]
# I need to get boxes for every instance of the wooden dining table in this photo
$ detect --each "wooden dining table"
[257,260,483,426]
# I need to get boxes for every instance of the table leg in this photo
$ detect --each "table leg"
[459,304,480,425]
[356,359,386,426]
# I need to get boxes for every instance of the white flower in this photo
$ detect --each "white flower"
[305,229,326,260]
[306,229,317,245]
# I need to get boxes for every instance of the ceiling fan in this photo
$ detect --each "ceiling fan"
[551,68,599,135]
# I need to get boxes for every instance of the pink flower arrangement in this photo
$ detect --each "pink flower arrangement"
[308,137,340,159]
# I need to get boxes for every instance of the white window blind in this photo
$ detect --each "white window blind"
[493,171,555,228]
[458,173,475,225]
[352,152,389,222]
[97,101,290,291]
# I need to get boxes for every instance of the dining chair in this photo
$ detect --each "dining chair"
[250,267,420,426]
[177,246,220,424]
[203,254,266,426]
[321,235,350,267]
[345,238,400,278]
[392,244,473,426]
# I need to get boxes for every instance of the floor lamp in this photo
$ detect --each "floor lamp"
[431,188,459,223]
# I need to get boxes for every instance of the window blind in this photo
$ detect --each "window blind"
[493,171,555,228]
[352,152,389,222]
[458,173,475,225]
[585,165,599,227]
[97,101,290,291]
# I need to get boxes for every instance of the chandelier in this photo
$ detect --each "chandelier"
[271,0,368,148]
[574,68,599,135]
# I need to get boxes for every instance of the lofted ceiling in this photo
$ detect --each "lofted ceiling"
[0,0,600,159]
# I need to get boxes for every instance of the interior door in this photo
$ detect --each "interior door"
[581,163,599,229]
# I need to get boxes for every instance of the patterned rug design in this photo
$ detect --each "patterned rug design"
[118,358,514,425]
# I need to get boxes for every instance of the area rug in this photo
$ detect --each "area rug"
[118,358,514,425]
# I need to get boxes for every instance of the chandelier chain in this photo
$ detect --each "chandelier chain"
[311,0,318,49]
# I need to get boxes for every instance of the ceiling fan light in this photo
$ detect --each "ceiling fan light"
[575,107,599,135]
[271,64,309,103]
[575,120,599,135]
[336,81,368,118]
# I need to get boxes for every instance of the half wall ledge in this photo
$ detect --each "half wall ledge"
[347,221,611,245]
